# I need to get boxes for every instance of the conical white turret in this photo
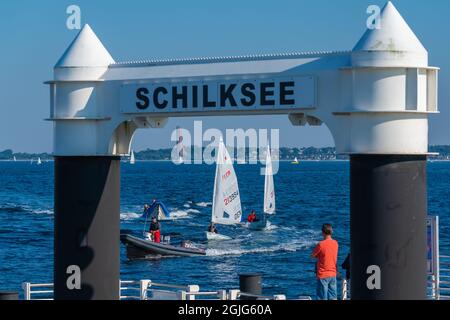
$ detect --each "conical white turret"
[54,24,115,80]
[352,1,428,67]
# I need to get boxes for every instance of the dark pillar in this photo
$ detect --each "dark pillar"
[239,273,262,299]
[54,156,120,300]
[350,155,427,300]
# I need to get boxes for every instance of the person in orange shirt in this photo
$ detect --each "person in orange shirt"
[311,223,339,300]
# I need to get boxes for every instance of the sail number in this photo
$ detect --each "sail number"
[224,191,239,206]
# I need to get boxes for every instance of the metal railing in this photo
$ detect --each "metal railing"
[182,290,228,300]
[22,280,287,300]
[22,280,201,301]
[120,279,200,300]
[228,290,286,300]
[437,255,450,300]
[22,282,54,301]
[341,279,350,300]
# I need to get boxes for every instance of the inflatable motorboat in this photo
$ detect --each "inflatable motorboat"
[120,234,206,259]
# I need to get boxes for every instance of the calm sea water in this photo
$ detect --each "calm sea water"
[0,161,449,298]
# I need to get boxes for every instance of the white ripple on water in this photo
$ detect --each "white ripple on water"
[120,206,200,221]
[120,212,141,221]
[167,210,190,219]
[242,220,279,231]
[33,209,54,215]
[195,202,212,207]
[205,238,316,257]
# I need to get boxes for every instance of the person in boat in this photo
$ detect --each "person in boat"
[149,216,161,243]
[208,222,218,234]
[247,210,257,223]
[143,204,150,217]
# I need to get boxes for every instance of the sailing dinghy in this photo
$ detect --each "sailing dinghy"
[130,150,136,164]
[248,146,276,231]
[205,138,243,241]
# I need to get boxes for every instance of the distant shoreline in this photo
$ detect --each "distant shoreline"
[2,145,450,162]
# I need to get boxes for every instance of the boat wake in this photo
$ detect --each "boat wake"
[33,209,54,215]
[205,238,315,257]
[120,212,141,221]
[167,210,191,219]
[0,204,30,213]
[0,203,54,216]
[264,221,278,231]
[242,220,278,231]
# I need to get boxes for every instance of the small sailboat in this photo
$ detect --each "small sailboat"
[13,156,16,162]
[205,138,243,241]
[130,150,136,164]
[37,157,42,165]
[292,157,299,164]
[248,146,276,231]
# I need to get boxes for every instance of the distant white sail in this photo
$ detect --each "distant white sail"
[130,150,135,164]
[13,156,16,162]
[37,157,42,165]
[211,138,242,225]
[264,146,276,215]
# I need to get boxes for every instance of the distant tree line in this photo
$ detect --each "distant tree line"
[0,149,53,160]
[2,146,450,161]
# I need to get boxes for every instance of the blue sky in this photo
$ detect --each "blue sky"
[0,0,449,152]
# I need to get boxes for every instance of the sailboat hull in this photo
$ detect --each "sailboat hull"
[247,215,270,231]
[248,220,267,230]
[248,219,267,231]
[205,232,231,241]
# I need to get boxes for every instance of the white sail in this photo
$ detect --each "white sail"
[264,146,276,215]
[130,150,136,164]
[211,139,242,225]
[37,157,42,165]
[13,156,16,162]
